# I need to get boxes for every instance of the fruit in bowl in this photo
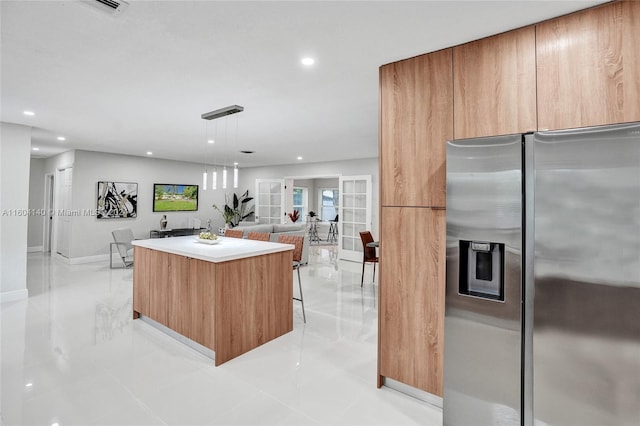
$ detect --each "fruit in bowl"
[198,232,217,240]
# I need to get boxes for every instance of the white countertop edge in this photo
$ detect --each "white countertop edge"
[132,236,294,263]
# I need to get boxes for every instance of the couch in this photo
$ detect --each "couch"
[232,222,309,264]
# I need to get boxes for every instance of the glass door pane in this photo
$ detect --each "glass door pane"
[338,175,372,262]
[255,179,284,224]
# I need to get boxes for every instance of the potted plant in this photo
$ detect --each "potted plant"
[288,210,300,223]
[213,190,254,228]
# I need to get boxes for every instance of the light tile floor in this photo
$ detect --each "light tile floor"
[1,245,442,426]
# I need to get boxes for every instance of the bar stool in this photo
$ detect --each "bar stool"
[327,215,338,243]
[224,229,244,238]
[247,231,270,241]
[277,234,306,323]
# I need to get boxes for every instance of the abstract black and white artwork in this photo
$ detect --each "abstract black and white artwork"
[96,181,138,219]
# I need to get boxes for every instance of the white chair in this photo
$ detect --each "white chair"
[110,228,135,268]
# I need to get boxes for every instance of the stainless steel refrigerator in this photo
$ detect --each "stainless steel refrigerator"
[444,123,640,426]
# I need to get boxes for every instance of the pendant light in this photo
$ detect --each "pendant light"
[233,164,239,189]
[202,120,208,190]
[212,120,218,190]
[222,117,228,189]
[200,105,244,191]
[233,114,239,189]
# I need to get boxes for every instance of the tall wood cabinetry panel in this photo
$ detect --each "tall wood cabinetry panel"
[133,248,215,348]
[537,0,640,130]
[167,254,191,337]
[187,259,216,349]
[147,250,171,325]
[133,246,151,318]
[379,49,452,208]
[378,207,446,396]
[453,26,537,139]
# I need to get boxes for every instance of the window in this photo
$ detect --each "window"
[320,188,339,221]
[292,187,308,222]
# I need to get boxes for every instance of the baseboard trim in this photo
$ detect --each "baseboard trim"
[138,315,215,360]
[52,253,110,265]
[70,254,110,265]
[0,289,29,303]
[27,246,43,253]
[382,377,443,410]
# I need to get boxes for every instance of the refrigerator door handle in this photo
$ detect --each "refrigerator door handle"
[522,134,535,426]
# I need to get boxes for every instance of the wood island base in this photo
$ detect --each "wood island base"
[132,236,294,366]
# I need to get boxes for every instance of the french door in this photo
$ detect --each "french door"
[338,175,372,262]
[255,179,285,224]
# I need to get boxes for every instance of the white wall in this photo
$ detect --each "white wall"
[26,150,378,262]
[239,157,379,236]
[1,122,32,302]
[27,158,45,250]
[69,150,228,259]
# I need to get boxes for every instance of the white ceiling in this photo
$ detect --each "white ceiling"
[1,0,606,168]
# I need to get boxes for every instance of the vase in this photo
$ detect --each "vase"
[160,215,167,230]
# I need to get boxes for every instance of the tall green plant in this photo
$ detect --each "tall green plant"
[213,190,254,227]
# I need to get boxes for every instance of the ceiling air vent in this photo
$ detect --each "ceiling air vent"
[87,0,129,15]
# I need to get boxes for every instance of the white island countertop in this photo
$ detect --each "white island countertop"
[133,235,294,263]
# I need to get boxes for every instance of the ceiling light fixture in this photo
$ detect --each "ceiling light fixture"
[201,105,244,120]
[32,147,40,151]
[233,117,239,189]
[212,121,218,189]
[203,121,208,190]
[146,151,153,155]
[57,136,66,141]
[201,105,244,190]
[222,118,228,190]
[297,156,303,160]
[23,111,35,116]
[301,57,315,66]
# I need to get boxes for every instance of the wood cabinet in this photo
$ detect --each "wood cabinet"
[453,26,537,139]
[134,247,207,341]
[379,49,452,208]
[378,207,446,396]
[133,246,151,317]
[133,244,291,366]
[537,0,640,130]
[377,0,636,400]
[187,258,216,349]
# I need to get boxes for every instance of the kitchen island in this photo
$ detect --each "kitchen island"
[132,235,294,365]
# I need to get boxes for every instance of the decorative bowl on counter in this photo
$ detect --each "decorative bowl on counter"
[196,231,220,244]
[197,238,221,245]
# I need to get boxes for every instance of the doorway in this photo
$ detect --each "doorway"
[54,167,72,258]
[43,173,54,253]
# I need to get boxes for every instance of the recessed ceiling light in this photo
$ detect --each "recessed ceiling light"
[146,151,153,155]
[25,382,33,388]
[297,156,303,160]
[32,147,40,151]
[233,162,239,166]
[23,111,35,116]
[208,139,214,144]
[57,136,66,141]
[301,57,315,66]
